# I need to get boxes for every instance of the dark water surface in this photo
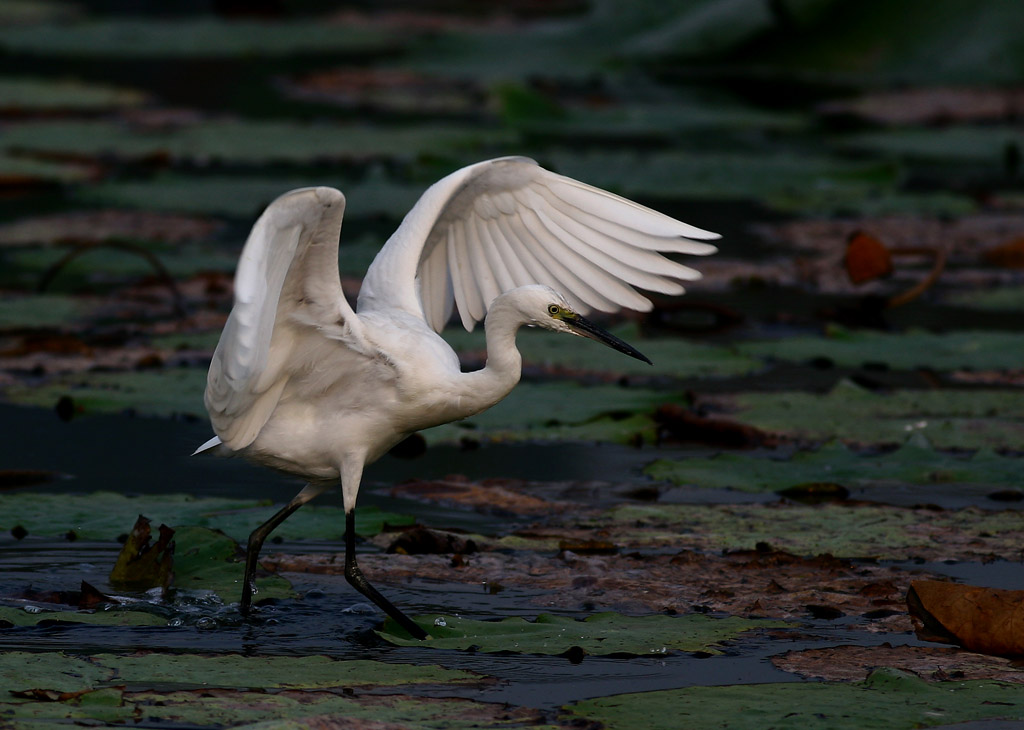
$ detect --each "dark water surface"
[0,402,988,709]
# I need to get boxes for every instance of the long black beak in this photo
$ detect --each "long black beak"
[565,314,652,365]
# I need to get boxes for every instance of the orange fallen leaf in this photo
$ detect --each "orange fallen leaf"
[845,231,892,284]
[907,579,1024,656]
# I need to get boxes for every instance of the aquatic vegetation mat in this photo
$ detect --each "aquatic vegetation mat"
[565,668,1024,730]
[644,437,1024,493]
[380,612,789,656]
[0,491,412,542]
[3,1,1024,727]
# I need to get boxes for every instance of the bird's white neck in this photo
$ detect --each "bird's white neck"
[456,293,525,417]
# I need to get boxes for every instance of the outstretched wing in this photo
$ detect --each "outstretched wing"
[205,187,363,450]
[357,157,719,332]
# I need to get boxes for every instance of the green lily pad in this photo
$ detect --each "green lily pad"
[0,19,400,57]
[0,606,167,627]
[738,328,1024,371]
[645,437,1024,493]
[728,379,1024,449]
[3,367,208,417]
[0,77,146,111]
[380,612,789,656]
[0,0,79,25]
[2,687,534,729]
[97,652,480,690]
[80,173,425,220]
[0,652,110,696]
[729,1,1024,86]
[0,293,101,329]
[445,325,761,380]
[171,526,292,603]
[945,287,1024,312]
[566,668,1024,730]
[591,502,1024,560]
[423,381,670,445]
[548,150,901,213]
[0,492,411,543]
[0,650,478,696]
[1,119,514,165]
[0,151,96,183]
[841,126,1024,164]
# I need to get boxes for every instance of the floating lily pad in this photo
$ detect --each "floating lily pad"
[380,612,789,656]
[548,150,900,213]
[423,381,669,445]
[0,492,412,543]
[0,294,101,329]
[80,173,425,220]
[0,77,147,112]
[0,151,96,184]
[1,119,514,165]
[729,1,1024,86]
[0,19,401,57]
[566,668,1024,730]
[946,287,1024,312]
[841,126,1024,164]
[445,325,761,380]
[645,437,1024,493]
[591,502,1024,560]
[4,368,208,417]
[171,525,292,603]
[0,606,166,627]
[2,687,537,729]
[96,652,480,690]
[0,650,478,696]
[737,329,1024,371]
[724,379,1024,449]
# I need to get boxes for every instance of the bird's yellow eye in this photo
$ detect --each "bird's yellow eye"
[547,304,560,316]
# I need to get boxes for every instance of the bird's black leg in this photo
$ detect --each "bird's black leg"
[344,510,428,639]
[241,483,330,615]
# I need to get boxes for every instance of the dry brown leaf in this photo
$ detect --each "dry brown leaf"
[0,210,222,247]
[390,478,574,516]
[774,644,1024,682]
[265,547,929,631]
[818,88,1024,126]
[908,580,1024,656]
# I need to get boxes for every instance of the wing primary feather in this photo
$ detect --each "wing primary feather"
[446,226,477,331]
[517,204,649,310]
[535,207,685,296]
[458,219,493,321]
[491,214,592,313]
[545,176,719,241]
[474,214,517,294]
[484,217,533,288]
[541,181,718,255]
[538,198,703,283]
[506,199,621,312]
[464,217,503,311]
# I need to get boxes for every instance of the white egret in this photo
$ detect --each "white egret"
[195,156,718,639]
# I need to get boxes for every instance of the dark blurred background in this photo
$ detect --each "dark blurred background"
[1,0,1022,424]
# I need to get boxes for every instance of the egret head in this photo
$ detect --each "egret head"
[513,285,652,365]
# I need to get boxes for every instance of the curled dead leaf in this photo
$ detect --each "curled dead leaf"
[109,515,174,594]
[654,403,771,448]
[908,579,1024,656]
